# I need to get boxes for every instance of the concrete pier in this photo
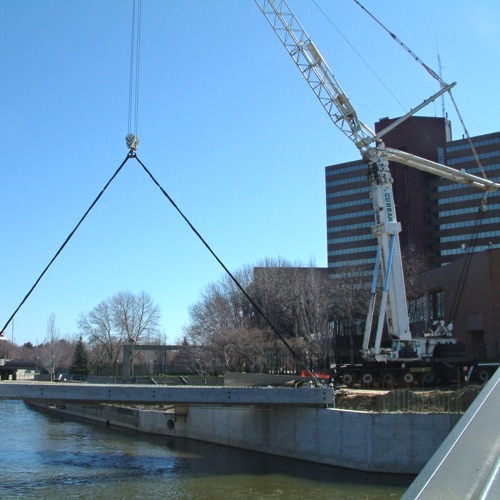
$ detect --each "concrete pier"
[30,401,460,474]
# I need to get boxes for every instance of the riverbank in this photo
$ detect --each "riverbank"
[28,389,466,474]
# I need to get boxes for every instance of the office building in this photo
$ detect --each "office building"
[326,117,500,358]
[326,117,500,273]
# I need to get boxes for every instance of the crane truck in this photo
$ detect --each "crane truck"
[256,0,500,386]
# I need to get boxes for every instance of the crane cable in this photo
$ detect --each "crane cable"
[0,151,304,372]
[310,0,406,113]
[446,208,486,325]
[352,0,490,204]
[121,0,309,376]
[0,153,134,335]
[128,0,142,139]
[2,0,321,383]
[133,154,303,365]
[1,1,145,334]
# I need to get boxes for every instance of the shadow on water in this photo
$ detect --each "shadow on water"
[0,400,415,498]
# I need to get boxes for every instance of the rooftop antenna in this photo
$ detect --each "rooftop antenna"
[437,49,446,119]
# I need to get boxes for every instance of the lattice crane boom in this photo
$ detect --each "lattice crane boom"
[256,0,499,356]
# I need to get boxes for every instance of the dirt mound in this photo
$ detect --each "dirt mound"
[335,385,483,413]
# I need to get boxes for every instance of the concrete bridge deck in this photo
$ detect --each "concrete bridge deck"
[0,381,333,406]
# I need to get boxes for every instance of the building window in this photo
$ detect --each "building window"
[408,290,444,325]
[430,290,444,320]
[408,295,426,323]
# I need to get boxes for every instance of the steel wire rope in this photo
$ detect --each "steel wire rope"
[314,0,491,206]
[123,2,323,382]
[132,154,307,366]
[352,0,490,193]
[127,0,142,137]
[446,208,486,325]
[309,0,470,203]
[310,0,406,112]
[0,153,134,335]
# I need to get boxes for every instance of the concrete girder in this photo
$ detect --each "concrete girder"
[0,382,333,406]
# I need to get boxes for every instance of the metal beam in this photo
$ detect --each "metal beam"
[0,382,333,406]
[402,369,500,499]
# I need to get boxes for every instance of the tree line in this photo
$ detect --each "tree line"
[8,254,428,379]
[9,291,162,379]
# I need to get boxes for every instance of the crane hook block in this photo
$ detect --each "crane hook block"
[126,133,139,152]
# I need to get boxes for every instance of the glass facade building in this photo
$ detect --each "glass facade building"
[326,117,500,274]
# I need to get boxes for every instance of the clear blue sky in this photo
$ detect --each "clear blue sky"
[2,1,499,346]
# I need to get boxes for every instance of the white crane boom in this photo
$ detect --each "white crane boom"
[256,0,499,356]
[384,148,500,191]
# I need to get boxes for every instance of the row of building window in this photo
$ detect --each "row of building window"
[444,136,500,154]
[440,216,500,231]
[439,203,500,217]
[436,165,500,193]
[436,191,492,205]
[328,221,371,233]
[446,150,500,166]
[325,162,366,178]
[327,233,376,246]
[327,209,373,222]
[327,198,372,211]
[326,174,367,188]
[440,229,500,244]
[328,244,376,256]
[328,258,375,268]
[326,186,370,199]
[441,244,497,257]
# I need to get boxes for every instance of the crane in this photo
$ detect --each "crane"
[255,0,500,371]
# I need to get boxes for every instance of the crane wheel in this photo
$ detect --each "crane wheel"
[403,372,414,384]
[341,372,355,386]
[421,372,436,386]
[381,371,395,386]
[361,372,374,386]
[478,370,490,383]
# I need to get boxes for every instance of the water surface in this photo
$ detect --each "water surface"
[0,400,414,498]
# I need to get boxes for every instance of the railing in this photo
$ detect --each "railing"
[375,388,481,413]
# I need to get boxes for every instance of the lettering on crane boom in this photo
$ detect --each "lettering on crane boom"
[384,190,395,222]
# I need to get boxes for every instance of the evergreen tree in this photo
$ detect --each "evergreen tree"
[69,336,91,376]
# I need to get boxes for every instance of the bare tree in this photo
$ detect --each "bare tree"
[78,299,119,373]
[320,264,372,364]
[112,291,161,342]
[184,259,337,374]
[402,249,431,299]
[183,267,269,375]
[252,257,299,338]
[37,315,74,379]
[252,259,337,371]
[181,250,432,374]
[78,291,161,374]
[184,269,254,344]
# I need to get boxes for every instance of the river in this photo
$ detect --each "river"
[0,400,414,498]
